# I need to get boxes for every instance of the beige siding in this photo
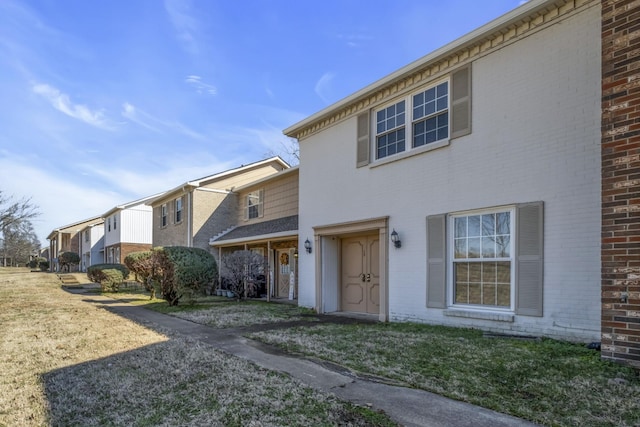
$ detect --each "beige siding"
[237,171,299,224]
[201,164,284,192]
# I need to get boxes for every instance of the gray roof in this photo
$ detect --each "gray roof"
[213,215,298,243]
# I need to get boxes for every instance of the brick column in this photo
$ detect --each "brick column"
[601,0,640,368]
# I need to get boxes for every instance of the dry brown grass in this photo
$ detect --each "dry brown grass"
[0,268,396,426]
[0,269,167,426]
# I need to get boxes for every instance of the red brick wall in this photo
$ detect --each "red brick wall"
[602,0,640,368]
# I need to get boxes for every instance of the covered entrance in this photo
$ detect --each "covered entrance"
[313,216,389,322]
[341,235,379,314]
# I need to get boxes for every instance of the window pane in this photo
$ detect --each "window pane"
[455,217,467,238]
[413,92,423,107]
[437,82,448,97]
[496,261,510,282]
[496,212,510,234]
[482,237,495,257]
[482,214,495,236]
[397,101,405,114]
[468,283,481,304]
[496,235,510,257]
[425,101,436,116]
[454,238,467,258]
[483,283,497,306]
[468,238,480,258]
[482,262,496,283]
[468,216,480,237]
[437,96,447,111]
[497,283,510,306]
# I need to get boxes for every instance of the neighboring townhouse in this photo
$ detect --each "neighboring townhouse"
[210,167,299,300]
[78,219,104,272]
[102,194,159,264]
[148,157,289,252]
[285,0,602,343]
[47,216,102,272]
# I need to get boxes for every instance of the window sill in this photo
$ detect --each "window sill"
[370,139,450,168]
[444,308,514,323]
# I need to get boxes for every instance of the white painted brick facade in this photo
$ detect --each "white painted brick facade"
[297,4,601,341]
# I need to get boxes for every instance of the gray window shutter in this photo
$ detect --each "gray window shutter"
[451,65,471,139]
[515,202,544,317]
[427,214,447,308]
[356,112,370,167]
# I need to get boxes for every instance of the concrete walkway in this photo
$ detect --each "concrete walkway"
[77,293,538,427]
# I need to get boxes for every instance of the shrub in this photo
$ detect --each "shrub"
[87,264,130,292]
[124,251,157,299]
[58,251,80,272]
[99,269,124,292]
[39,260,49,271]
[154,246,217,306]
[29,257,47,269]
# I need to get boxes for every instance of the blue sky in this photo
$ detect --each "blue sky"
[0,0,527,246]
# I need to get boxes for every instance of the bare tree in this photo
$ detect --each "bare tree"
[264,138,299,166]
[220,250,267,300]
[0,191,40,267]
[0,191,39,230]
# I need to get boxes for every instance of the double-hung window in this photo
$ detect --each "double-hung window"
[357,65,471,167]
[451,209,513,308]
[175,197,183,223]
[246,190,263,220]
[427,202,543,317]
[113,215,117,230]
[107,217,111,232]
[375,80,449,161]
[161,204,168,227]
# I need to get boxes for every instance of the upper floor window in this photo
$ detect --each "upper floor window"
[107,217,111,232]
[113,215,117,230]
[246,190,264,220]
[357,65,471,168]
[175,197,183,223]
[375,80,448,161]
[84,230,89,242]
[161,204,168,227]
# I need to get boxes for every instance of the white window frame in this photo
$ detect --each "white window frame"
[373,77,450,162]
[113,215,117,230]
[447,206,516,312]
[107,217,111,232]
[161,204,168,228]
[245,189,264,220]
[175,197,183,224]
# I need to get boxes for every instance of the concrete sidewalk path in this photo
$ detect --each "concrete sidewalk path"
[80,295,538,427]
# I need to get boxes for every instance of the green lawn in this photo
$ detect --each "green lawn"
[248,322,640,427]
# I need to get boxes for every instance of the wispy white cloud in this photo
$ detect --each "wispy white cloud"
[164,0,200,55]
[185,75,217,96]
[32,83,114,130]
[121,102,205,140]
[121,102,162,133]
[314,72,336,104]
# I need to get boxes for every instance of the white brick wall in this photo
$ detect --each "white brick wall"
[298,4,601,341]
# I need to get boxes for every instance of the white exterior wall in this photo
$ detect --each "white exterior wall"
[298,5,601,341]
[103,212,120,247]
[103,204,153,246]
[120,206,153,244]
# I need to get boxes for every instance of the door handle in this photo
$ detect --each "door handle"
[360,273,366,282]
[366,273,371,282]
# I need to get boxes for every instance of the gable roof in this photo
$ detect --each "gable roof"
[284,0,590,140]
[47,215,103,240]
[146,156,290,206]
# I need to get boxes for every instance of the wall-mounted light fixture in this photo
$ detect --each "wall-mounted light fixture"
[390,229,401,248]
[304,238,312,253]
